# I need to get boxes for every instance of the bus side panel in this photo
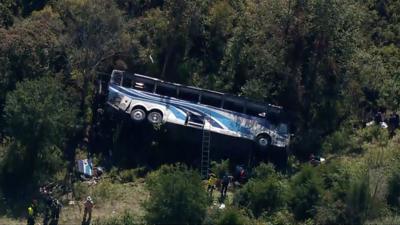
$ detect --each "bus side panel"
[165,104,187,125]
[126,96,187,125]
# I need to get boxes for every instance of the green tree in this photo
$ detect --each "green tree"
[235,177,287,217]
[289,165,323,220]
[131,0,212,82]
[345,175,371,224]
[114,0,163,17]
[218,0,368,156]
[16,0,50,16]
[144,164,208,224]
[234,163,287,217]
[314,161,351,225]
[345,0,400,115]
[251,162,277,180]
[55,0,130,144]
[0,7,66,132]
[0,0,15,27]
[3,76,77,185]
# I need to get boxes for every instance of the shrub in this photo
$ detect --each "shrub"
[210,159,230,178]
[318,161,351,200]
[358,126,389,145]
[386,171,400,208]
[108,167,120,182]
[287,155,301,175]
[93,211,137,225]
[251,162,276,180]
[92,180,116,203]
[315,197,347,225]
[345,175,372,224]
[119,169,137,183]
[322,126,360,154]
[289,165,323,220]
[263,209,296,225]
[143,164,208,224]
[234,176,287,217]
[118,167,148,183]
[204,207,251,225]
[73,182,89,200]
[314,162,351,225]
[216,208,249,225]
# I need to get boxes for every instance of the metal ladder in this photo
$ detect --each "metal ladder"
[200,120,211,179]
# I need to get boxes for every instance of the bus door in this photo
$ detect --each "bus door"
[185,112,205,128]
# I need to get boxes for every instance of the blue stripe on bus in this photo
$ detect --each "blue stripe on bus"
[109,85,252,135]
[111,85,253,135]
[138,91,234,131]
[168,105,187,121]
[110,85,188,121]
[176,105,223,129]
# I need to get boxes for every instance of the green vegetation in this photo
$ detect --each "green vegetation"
[235,163,287,217]
[92,211,137,225]
[215,208,250,225]
[144,164,208,224]
[289,165,323,220]
[0,0,400,224]
[386,168,400,208]
[1,76,76,194]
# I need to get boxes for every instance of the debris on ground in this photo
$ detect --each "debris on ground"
[76,159,104,183]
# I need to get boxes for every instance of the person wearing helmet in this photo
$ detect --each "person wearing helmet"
[82,196,94,224]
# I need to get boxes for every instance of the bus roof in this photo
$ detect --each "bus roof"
[114,70,283,113]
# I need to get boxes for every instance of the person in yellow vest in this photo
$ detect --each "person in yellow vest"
[207,173,217,198]
[27,203,35,225]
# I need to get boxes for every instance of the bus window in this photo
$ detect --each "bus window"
[132,76,155,92]
[111,71,123,85]
[178,88,199,102]
[223,97,244,113]
[156,83,177,98]
[122,76,133,88]
[201,92,222,108]
[246,102,267,118]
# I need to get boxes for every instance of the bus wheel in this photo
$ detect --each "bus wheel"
[131,107,146,122]
[148,110,163,124]
[256,134,271,149]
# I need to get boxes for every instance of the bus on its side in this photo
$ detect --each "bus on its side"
[107,70,290,149]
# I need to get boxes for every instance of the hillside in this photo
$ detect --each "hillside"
[0,0,400,224]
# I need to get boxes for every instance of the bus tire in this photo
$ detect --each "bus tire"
[147,110,163,124]
[130,107,146,122]
[256,134,271,149]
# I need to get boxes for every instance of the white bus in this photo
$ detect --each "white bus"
[107,70,290,149]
